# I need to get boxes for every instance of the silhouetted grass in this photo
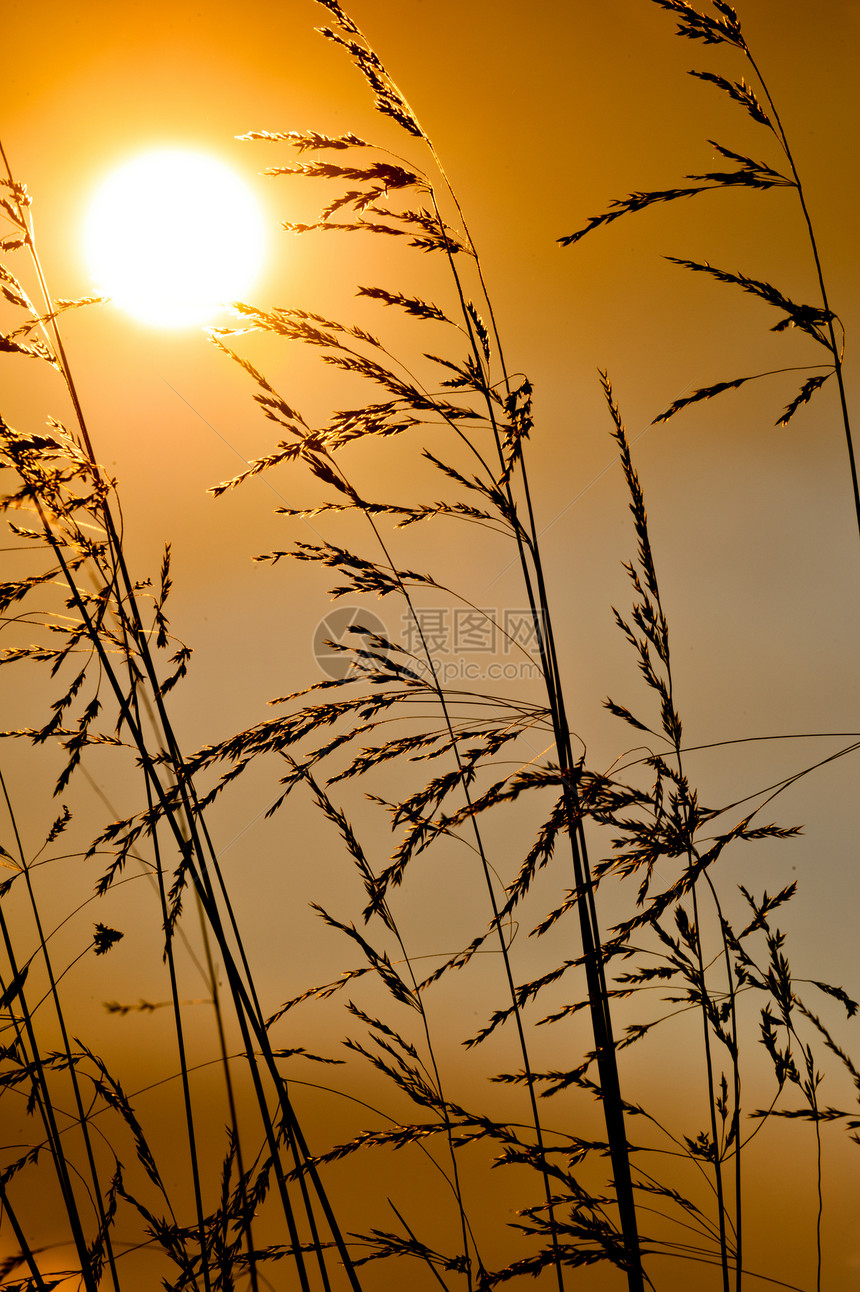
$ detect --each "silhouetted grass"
[1,3,858,1290]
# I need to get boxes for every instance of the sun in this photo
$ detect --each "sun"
[83,147,266,329]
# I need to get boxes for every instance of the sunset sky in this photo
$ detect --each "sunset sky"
[3,1,860,1288]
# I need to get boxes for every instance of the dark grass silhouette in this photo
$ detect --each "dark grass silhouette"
[0,3,857,1290]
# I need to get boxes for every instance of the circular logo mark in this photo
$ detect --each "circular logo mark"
[312,605,389,680]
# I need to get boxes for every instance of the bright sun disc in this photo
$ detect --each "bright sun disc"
[84,148,266,329]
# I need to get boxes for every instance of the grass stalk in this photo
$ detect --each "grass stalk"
[0,767,123,1292]
[0,1187,51,1291]
[2,134,364,1291]
[424,114,646,1292]
[423,147,646,1283]
[194,893,260,1292]
[2,6,856,1288]
[0,907,98,1291]
[740,49,859,543]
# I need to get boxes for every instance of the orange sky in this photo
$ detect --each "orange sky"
[3,2,860,1289]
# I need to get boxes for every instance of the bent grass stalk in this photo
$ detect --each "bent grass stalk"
[563,1,854,521]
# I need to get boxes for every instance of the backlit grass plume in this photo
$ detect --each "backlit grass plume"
[561,0,856,531]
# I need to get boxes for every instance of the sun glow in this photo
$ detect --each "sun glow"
[83,148,266,328]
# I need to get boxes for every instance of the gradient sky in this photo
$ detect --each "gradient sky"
[3,2,860,1288]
